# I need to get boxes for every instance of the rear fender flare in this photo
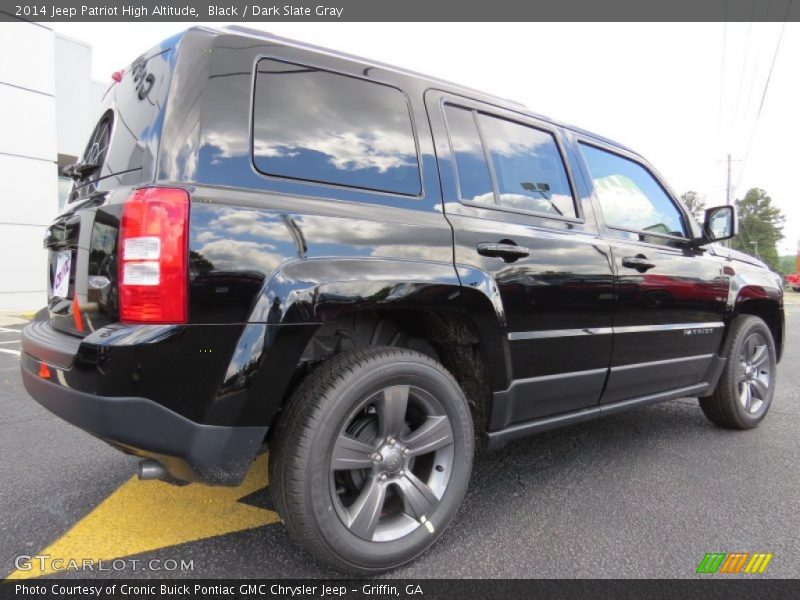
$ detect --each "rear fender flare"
[455,265,511,391]
[218,258,511,427]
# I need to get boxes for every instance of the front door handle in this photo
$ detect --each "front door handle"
[477,242,530,262]
[622,255,656,272]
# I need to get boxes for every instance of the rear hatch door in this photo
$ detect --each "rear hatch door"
[46,40,178,337]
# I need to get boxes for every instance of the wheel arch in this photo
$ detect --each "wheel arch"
[224,258,509,435]
[733,295,784,362]
[726,270,784,362]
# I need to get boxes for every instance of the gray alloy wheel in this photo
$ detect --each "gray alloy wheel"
[736,331,772,417]
[269,346,473,574]
[700,315,777,429]
[329,384,454,542]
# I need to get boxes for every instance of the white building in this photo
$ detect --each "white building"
[0,22,105,311]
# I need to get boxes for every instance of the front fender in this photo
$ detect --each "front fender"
[728,272,783,309]
[725,264,784,360]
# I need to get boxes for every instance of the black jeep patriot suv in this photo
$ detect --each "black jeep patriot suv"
[22,26,784,573]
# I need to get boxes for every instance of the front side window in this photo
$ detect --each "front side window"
[477,114,577,218]
[252,58,421,196]
[580,143,686,237]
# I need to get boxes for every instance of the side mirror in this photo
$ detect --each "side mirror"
[702,205,736,242]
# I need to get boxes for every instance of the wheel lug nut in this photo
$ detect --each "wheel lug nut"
[372,453,381,463]
[398,470,405,477]
[402,448,409,455]
[386,436,395,444]
[379,473,387,481]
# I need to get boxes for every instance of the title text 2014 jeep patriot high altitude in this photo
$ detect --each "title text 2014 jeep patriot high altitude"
[21,27,784,573]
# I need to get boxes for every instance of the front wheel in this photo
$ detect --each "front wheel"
[700,315,777,429]
[269,346,473,574]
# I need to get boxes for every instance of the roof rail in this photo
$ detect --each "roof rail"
[201,25,628,152]
[212,25,531,112]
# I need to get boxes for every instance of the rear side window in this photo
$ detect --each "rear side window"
[252,58,421,196]
[443,104,577,219]
[443,105,494,204]
[478,114,576,218]
[580,143,686,237]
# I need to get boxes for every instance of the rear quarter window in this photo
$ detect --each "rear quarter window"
[252,58,421,196]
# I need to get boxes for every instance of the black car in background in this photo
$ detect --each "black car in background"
[21,26,784,573]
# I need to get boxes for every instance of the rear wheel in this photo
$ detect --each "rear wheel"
[269,346,473,574]
[699,316,776,429]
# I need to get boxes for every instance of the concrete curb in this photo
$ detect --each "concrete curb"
[0,312,32,327]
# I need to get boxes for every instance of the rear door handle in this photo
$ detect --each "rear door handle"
[622,255,656,272]
[477,242,530,262]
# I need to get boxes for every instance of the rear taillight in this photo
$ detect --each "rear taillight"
[119,187,189,324]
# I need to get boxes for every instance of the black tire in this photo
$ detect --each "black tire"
[699,315,777,429]
[269,346,474,574]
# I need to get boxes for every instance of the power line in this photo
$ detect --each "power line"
[716,18,727,137]
[735,1,792,191]
[739,26,766,132]
[731,6,756,140]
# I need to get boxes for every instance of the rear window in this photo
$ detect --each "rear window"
[65,111,114,202]
[252,58,421,196]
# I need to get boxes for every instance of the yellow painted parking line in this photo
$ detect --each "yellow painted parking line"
[7,453,279,579]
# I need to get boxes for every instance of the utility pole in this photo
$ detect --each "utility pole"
[726,153,732,205]
[719,154,741,249]
[718,154,740,205]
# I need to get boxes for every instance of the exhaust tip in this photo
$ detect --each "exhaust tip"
[138,459,167,481]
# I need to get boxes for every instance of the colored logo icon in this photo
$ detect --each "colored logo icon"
[696,552,773,574]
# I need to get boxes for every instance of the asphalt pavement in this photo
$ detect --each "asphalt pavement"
[1,300,798,579]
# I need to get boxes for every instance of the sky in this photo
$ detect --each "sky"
[48,22,800,254]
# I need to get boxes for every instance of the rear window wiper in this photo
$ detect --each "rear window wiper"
[62,161,100,180]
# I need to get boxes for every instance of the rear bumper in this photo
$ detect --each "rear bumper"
[20,322,266,485]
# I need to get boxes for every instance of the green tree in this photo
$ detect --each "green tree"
[730,188,785,271]
[778,255,796,275]
[680,191,706,221]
